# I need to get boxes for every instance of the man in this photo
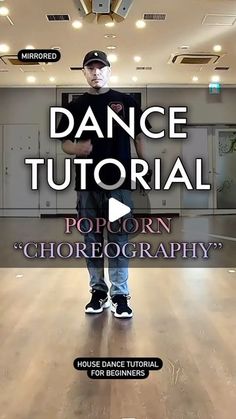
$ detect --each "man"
[57,50,149,318]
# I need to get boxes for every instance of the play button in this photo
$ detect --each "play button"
[108,198,131,222]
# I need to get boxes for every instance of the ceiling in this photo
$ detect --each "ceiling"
[1,0,236,87]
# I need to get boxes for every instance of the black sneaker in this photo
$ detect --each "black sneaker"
[85,289,110,314]
[111,295,133,318]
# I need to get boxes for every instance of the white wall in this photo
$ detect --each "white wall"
[0,125,3,215]
[0,88,57,214]
[144,87,236,212]
[147,87,236,125]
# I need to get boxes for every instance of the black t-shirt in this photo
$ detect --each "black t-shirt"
[57,89,148,191]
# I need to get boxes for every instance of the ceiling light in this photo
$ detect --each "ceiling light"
[105,21,115,27]
[104,34,116,38]
[107,46,116,50]
[211,75,220,82]
[0,6,9,16]
[107,53,117,63]
[132,76,138,82]
[134,56,141,62]
[192,76,198,82]
[213,44,222,52]
[179,45,190,50]
[136,20,146,29]
[49,77,55,82]
[72,20,82,29]
[110,75,118,83]
[25,45,35,50]
[0,43,9,53]
[228,269,236,273]
[27,76,36,83]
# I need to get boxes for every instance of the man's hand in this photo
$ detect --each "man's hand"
[143,168,152,184]
[74,139,93,156]
[139,168,152,194]
[62,139,93,156]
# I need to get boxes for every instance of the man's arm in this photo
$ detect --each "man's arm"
[61,139,93,156]
[57,101,93,157]
[133,133,152,184]
[133,132,146,160]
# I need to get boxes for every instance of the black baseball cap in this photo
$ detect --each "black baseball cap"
[83,50,110,68]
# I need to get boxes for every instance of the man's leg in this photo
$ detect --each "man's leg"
[107,189,133,318]
[77,191,109,313]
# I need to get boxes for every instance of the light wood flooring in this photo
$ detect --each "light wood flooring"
[0,267,236,419]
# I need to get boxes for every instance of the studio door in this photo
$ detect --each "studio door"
[213,127,236,215]
[3,124,40,216]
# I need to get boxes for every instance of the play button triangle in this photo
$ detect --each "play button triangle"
[108,197,131,222]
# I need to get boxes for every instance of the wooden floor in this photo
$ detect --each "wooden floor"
[0,267,236,419]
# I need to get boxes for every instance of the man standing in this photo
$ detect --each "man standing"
[57,50,149,318]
